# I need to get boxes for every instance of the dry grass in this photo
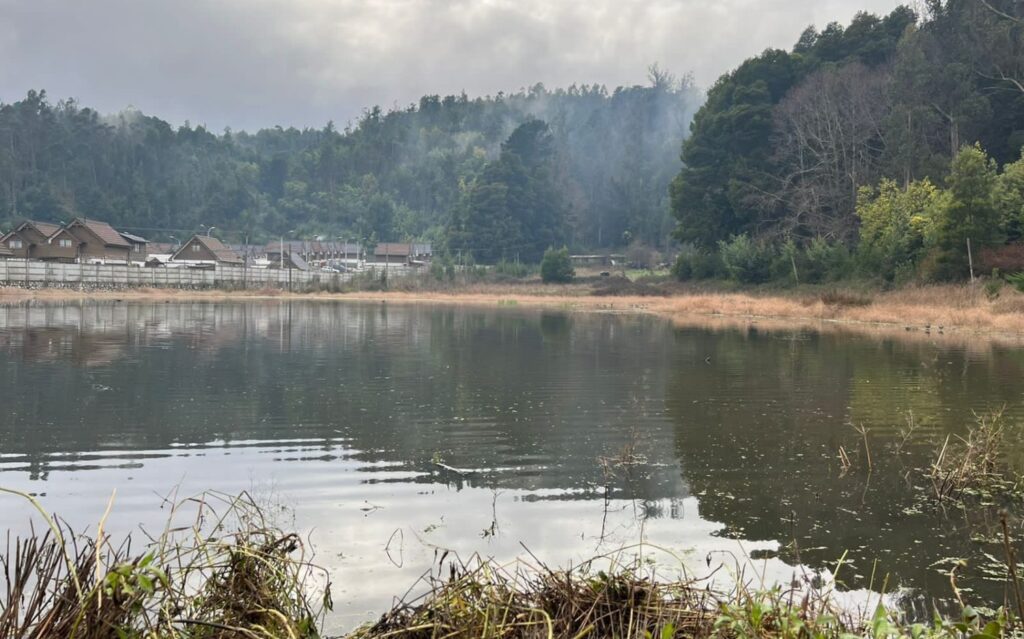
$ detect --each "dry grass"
[3,282,1024,340]
[0,489,329,639]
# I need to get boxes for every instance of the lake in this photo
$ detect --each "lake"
[1,300,1022,632]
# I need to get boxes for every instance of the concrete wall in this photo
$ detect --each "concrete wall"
[0,259,417,290]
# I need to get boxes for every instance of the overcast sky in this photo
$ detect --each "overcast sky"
[0,0,901,131]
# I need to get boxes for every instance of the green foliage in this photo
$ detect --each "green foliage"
[671,2,1024,261]
[446,120,567,263]
[493,258,532,279]
[540,246,574,283]
[718,234,775,284]
[672,247,723,281]
[1007,272,1024,293]
[929,144,1002,280]
[995,151,1024,241]
[855,178,948,281]
[0,80,701,250]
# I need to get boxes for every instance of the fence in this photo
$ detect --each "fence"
[0,259,418,290]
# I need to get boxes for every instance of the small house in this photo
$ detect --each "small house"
[170,235,244,266]
[0,220,62,259]
[64,218,132,264]
[372,243,414,265]
[34,227,81,263]
[119,231,150,264]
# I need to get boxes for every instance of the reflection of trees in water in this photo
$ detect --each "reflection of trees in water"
[666,325,1024,604]
[0,302,687,502]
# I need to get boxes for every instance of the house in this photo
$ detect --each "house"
[34,226,81,263]
[119,232,149,264]
[271,250,311,271]
[0,220,62,259]
[0,244,11,259]
[170,235,244,266]
[372,243,414,265]
[265,240,362,265]
[64,218,132,264]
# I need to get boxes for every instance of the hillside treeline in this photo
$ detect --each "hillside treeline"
[671,0,1024,283]
[0,72,700,261]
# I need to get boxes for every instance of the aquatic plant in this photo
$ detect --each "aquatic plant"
[0,489,329,639]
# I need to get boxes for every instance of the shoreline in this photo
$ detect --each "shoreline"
[3,283,1024,344]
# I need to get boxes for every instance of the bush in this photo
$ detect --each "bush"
[802,237,852,283]
[672,246,723,281]
[540,247,575,283]
[718,234,775,284]
[493,258,532,279]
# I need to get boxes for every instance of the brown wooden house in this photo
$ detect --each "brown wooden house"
[0,220,62,259]
[170,235,244,266]
[64,218,132,263]
[119,232,150,264]
[33,227,81,263]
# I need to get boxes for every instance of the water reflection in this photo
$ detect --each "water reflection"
[0,301,1022,630]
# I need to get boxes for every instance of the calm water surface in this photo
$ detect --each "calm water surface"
[1,301,1023,631]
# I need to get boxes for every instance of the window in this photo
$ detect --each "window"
[9,239,22,249]
[192,243,201,252]
[59,239,72,248]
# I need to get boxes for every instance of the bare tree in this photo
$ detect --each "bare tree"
[766,64,892,241]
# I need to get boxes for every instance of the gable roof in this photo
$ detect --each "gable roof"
[171,235,243,264]
[68,218,131,247]
[45,227,79,244]
[14,220,61,238]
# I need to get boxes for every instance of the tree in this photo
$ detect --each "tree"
[855,178,948,280]
[446,120,566,263]
[931,145,1001,279]
[540,246,574,283]
[770,64,891,242]
[995,150,1024,240]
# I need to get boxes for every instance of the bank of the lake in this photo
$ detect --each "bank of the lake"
[3,281,1024,341]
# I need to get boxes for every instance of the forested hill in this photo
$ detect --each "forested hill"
[0,72,700,260]
[671,0,1024,282]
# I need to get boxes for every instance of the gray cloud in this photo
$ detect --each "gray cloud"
[0,0,900,131]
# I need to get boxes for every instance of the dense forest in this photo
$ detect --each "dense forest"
[3,0,1022,279]
[0,70,700,262]
[671,0,1024,283]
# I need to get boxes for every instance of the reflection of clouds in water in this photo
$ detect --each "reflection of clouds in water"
[0,441,821,634]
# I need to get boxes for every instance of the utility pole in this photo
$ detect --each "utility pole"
[967,237,975,283]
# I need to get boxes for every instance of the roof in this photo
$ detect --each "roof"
[119,231,149,244]
[375,243,412,257]
[264,240,362,255]
[280,251,311,271]
[147,242,176,254]
[15,220,61,238]
[171,235,244,264]
[69,218,131,247]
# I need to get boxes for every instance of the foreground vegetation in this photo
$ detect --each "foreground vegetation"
[5,408,1024,638]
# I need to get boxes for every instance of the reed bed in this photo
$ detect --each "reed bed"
[0,489,329,639]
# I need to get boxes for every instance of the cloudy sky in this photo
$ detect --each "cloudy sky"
[0,0,901,131]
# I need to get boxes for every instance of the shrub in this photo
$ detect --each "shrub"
[718,234,775,284]
[672,247,723,281]
[1007,272,1024,293]
[802,237,851,282]
[540,247,575,283]
[493,258,531,279]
